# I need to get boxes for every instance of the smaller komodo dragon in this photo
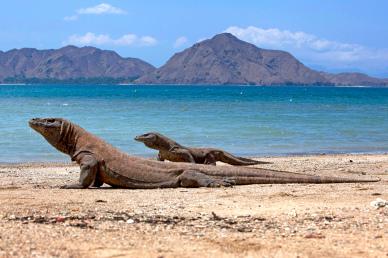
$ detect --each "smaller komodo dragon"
[29,118,380,189]
[135,132,270,166]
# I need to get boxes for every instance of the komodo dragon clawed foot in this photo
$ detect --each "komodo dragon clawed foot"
[207,178,235,187]
[60,184,87,189]
[179,170,235,187]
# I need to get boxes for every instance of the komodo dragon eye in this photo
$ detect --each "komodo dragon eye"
[45,119,62,127]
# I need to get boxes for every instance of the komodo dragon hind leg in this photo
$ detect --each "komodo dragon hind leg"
[170,148,196,163]
[60,155,99,189]
[178,170,235,187]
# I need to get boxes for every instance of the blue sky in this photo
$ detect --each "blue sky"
[1,0,387,77]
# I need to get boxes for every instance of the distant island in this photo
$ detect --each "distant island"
[1,33,387,86]
[0,46,155,84]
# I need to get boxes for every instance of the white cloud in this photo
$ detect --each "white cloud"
[225,26,388,75]
[139,36,158,46]
[173,36,188,48]
[77,3,126,15]
[64,32,157,47]
[225,26,365,61]
[64,3,126,21]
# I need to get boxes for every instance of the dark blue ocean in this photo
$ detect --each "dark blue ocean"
[0,84,387,162]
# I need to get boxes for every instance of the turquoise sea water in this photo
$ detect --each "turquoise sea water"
[0,84,387,162]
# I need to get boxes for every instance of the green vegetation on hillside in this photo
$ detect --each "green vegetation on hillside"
[3,76,139,84]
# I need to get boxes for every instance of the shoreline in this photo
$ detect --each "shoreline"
[1,83,388,87]
[1,152,387,166]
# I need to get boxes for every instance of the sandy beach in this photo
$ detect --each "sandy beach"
[0,154,387,257]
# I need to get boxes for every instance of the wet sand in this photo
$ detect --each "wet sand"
[0,154,387,257]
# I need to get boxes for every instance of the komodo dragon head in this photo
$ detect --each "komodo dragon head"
[29,118,77,154]
[135,132,179,150]
[134,132,161,149]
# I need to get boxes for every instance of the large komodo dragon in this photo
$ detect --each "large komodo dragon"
[29,118,379,189]
[135,132,269,166]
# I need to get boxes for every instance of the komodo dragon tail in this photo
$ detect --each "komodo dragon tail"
[215,151,271,166]
[201,167,380,184]
[232,173,381,184]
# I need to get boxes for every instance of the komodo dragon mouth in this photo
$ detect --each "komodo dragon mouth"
[134,133,157,143]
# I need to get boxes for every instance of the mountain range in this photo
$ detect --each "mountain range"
[1,33,387,86]
[0,46,155,83]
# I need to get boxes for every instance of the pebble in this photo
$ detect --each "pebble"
[304,232,325,239]
[56,216,65,223]
[371,193,382,196]
[370,198,388,209]
[288,209,298,218]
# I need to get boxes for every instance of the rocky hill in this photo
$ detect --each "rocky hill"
[0,46,155,83]
[1,34,386,86]
[136,33,387,86]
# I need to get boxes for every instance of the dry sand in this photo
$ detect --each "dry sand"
[0,154,387,257]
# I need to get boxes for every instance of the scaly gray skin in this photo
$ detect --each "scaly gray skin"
[29,118,380,189]
[134,132,270,166]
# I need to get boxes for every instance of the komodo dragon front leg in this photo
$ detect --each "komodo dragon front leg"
[61,155,99,189]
